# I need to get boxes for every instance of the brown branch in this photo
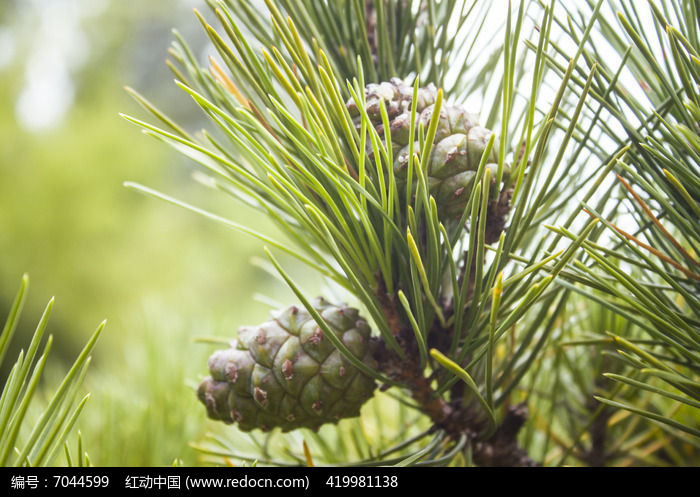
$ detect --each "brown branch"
[373,333,453,426]
[374,280,537,466]
[582,362,614,467]
[375,277,403,336]
[368,165,531,466]
[473,403,538,467]
[485,187,513,245]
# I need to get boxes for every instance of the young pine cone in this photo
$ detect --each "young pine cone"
[197,298,377,432]
[347,78,509,220]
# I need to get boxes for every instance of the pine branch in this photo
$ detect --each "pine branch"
[548,0,699,452]
[123,0,622,465]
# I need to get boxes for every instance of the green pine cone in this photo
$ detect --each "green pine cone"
[197,298,378,432]
[347,78,509,219]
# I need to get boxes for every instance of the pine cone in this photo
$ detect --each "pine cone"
[197,298,378,432]
[347,78,508,220]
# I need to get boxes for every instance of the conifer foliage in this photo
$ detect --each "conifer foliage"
[124,0,698,466]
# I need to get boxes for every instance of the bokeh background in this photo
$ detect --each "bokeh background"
[0,0,326,465]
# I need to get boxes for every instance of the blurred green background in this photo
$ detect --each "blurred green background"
[0,0,316,465]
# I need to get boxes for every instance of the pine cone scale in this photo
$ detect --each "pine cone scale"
[349,78,510,222]
[198,298,377,432]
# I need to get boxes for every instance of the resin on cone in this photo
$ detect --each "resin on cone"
[198,298,377,432]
